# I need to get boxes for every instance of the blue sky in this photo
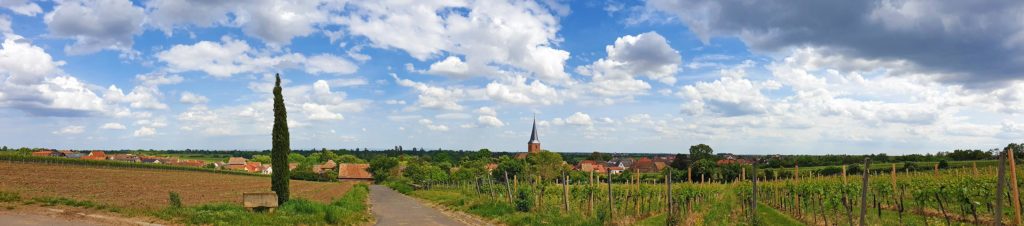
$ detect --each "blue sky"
[1,0,1023,154]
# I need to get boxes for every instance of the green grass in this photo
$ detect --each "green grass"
[0,191,20,202]
[754,203,803,226]
[155,184,371,226]
[411,189,602,226]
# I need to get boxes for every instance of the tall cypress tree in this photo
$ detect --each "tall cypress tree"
[271,73,290,204]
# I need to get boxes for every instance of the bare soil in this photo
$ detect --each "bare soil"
[0,161,351,210]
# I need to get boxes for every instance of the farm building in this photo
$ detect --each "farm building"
[167,160,206,167]
[226,157,247,170]
[109,154,140,162]
[338,163,373,182]
[64,152,85,159]
[31,150,58,157]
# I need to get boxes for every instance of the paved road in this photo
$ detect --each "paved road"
[0,213,103,226]
[369,185,468,226]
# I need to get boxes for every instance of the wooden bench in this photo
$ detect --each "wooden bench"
[243,192,278,213]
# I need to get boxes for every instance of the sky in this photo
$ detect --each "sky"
[1,0,1023,154]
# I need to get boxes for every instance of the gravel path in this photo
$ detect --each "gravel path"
[369,185,469,226]
[0,212,103,226]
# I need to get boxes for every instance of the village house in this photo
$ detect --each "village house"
[485,163,498,173]
[574,160,607,173]
[338,163,373,182]
[311,160,337,174]
[632,157,666,173]
[606,157,635,170]
[81,151,106,160]
[244,162,264,173]
[260,163,299,175]
[608,166,625,174]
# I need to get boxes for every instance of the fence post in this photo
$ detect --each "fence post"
[1009,147,1022,225]
[504,171,514,204]
[751,163,758,226]
[589,169,595,216]
[562,171,570,212]
[996,151,1007,226]
[666,169,674,225]
[607,169,613,223]
[859,157,870,226]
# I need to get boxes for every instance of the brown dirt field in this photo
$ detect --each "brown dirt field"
[0,161,352,210]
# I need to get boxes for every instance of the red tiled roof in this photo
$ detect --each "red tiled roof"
[716,159,752,165]
[31,151,54,156]
[338,163,372,180]
[227,157,247,165]
[244,162,263,173]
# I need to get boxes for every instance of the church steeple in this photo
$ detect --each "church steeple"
[529,116,539,144]
[527,115,541,153]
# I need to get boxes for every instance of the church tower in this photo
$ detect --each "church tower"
[528,116,540,153]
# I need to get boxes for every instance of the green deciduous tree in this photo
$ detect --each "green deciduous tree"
[688,144,714,163]
[527,150,565,182]
[271,73,291,204]
[251,155,272,164]
[369,157,399,182]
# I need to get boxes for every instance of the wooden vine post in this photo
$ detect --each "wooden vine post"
[562,171,570,212]
[859,158,870,226]
[688,167,692,183]
[667,168,674,225]
[513,175,518,194]
[890,163,902,223]
[751,163,758,226]
[1009,147,1022,225]
[795,163,801,220]
[842,165,853,226]
[933,163,938,176]
[607,169,613,223]
[973,161,978,176]
[996,150,1007,226]
[741,167,746,182]
[589,169,594,216]
[635,170,640,217]
[504,171,514,204]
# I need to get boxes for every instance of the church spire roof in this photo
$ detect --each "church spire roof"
[529,115,539,144]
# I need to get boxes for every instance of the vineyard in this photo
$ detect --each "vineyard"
[408,153,1024,225]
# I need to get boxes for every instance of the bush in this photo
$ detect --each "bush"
[514,188,533,212]
[385,178,414,194]
[168,192,182,208]
[290,170,338,182]
[158,185,372,226]
[0,191,20,202]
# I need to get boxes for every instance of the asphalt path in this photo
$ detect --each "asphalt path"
[369,185,469,226]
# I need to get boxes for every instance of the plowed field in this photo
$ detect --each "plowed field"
[0,161,352,209]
